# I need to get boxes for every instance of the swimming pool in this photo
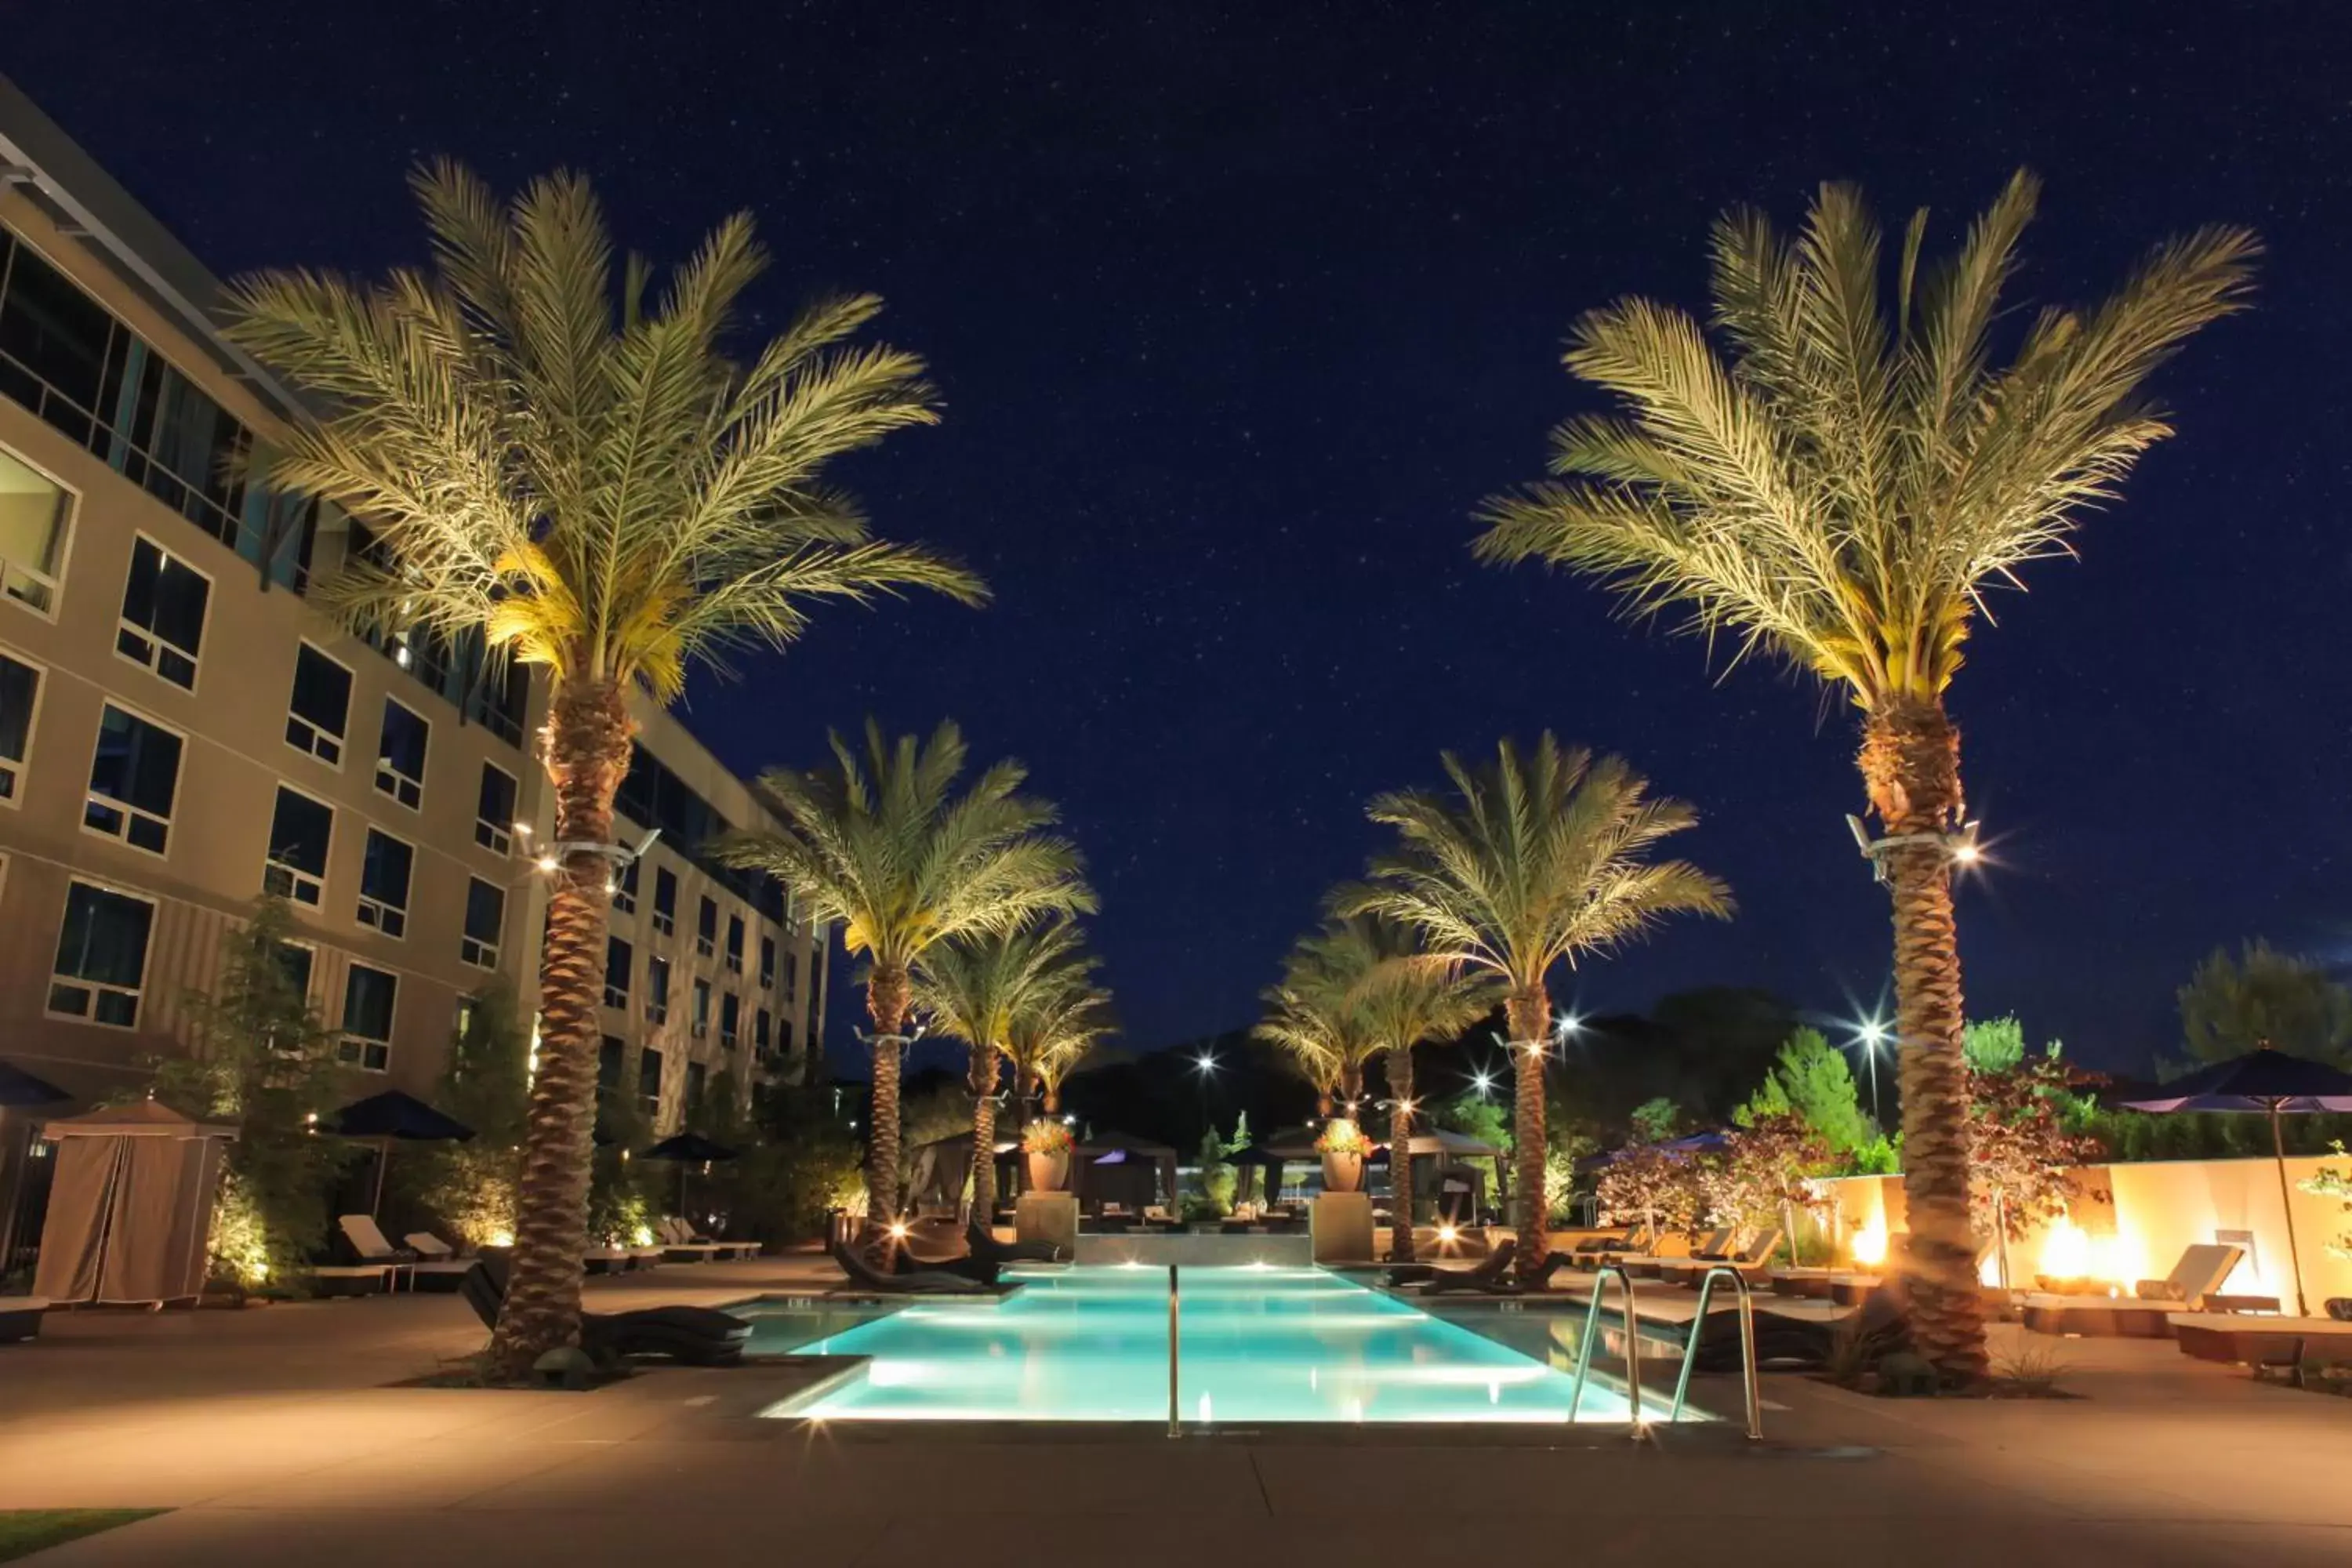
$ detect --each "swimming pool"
[757,1263,1662,1425]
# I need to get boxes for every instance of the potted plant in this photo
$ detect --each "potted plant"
[1022,1118,1074,1193]
[1315,1117,1370,1195]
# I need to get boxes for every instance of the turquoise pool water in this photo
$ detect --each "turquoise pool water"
[760,1263,1652,1424]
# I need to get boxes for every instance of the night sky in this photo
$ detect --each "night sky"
[11,4,2349,1077]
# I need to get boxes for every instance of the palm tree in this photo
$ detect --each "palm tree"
[1254,920,1388,1116]
[1344,736,1730,1281]
[224,165,982,1377]
[1472,173,2254,1372]
[720,721,1094,1226]
[1341,923,1501,1262]
[1001,947,1112,1119]
[915,919,1097,1223]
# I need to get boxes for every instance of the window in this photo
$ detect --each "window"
[758,935,775,990]
[461,877,504,969]
[374,699,429,810]
[48,880,154,1026]
[755,1007,771,1058]
[780,1017,795,1056]
[646,954,670,1025]
[339,963,397,1070]
[0,648,42,801]
[0,237,123,455]
[276,941,314,1001]
[604,935,632,1011]
[0,447,71,615]
[599,1035,624,1090]
[691,977,711,1039]
[263,784,332,906]
[84,703,180,855]
[687,1061,707,1117]
[475,762,518,855]
[115,536,208,690]
[696,897,717,959]
[724,914,745,975]
[358,828,413,938]
[612,855,638,915]
[652,867,677,936]
[720,991,740,1050]
[782,950,798,1001]
[637,1045,663,1115]
[285,644,351,765]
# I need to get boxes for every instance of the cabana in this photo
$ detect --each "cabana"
[33,1100,236,1306]
[1072,1131,1178,1217]
[1372,1129,1510,1225]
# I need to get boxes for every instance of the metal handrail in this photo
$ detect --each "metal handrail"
[1670,1265,1764,1440]
[1167,1264,1181,1438]
[1565,1263,1643,1433]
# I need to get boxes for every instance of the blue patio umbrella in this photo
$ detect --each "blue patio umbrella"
[2118,1046,2352,1318]
[1578,1128,1730,1171]
[326,1090,475,1216]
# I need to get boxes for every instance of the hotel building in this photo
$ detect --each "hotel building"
[0,76,825,1262]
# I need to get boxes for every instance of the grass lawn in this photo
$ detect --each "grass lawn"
[0,1511,166,1562]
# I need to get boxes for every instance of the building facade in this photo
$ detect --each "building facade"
[0,78,825,1261]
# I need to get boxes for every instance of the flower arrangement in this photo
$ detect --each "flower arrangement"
[1313,1117,1370,1156]
[1022,1118,1074,1156]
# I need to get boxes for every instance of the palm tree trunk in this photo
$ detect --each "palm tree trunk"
[1504,986,1551,1283]
[865,961,912,1225]
[1859,696,1987,1383]
[969,1045,1000,1225]
[490,677,632,1377]
[1388,1044,1416,1262]
[1340,1063,1363,1112]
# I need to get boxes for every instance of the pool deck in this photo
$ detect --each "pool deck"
[2,1247,2347,1565]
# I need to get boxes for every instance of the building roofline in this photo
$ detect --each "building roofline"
[0,72,303,423]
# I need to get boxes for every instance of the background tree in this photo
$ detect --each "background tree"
[1346,735,1730,1280]
[152,896,354,1288]
[1474,173,2254,1376]
[1962,1015,2029,1076]
[1738,1027,1875,1158]
[2179,939,2352,1068]
[916,918,1094,1222]
[397,987,532,1249]
[227,167,982,1374]
[1004,953,1112,1117]
[1696,1111,1833,1257]
[1967,1047,2109,1289]
[722,720,1092,1229]
[1628,1096,1685,1144]
[1594,1143,1705,1242]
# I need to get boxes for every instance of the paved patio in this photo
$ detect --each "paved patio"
[2,1250,2347,1565]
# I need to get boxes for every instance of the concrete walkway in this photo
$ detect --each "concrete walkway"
[2,1253,2347,1565]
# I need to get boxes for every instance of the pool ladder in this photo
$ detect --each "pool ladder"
[1566,1263,1762,1441]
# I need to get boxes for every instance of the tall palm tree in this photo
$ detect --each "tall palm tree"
[224,165,982,1376]
[720,720,1094,1225]
[1472,172,2254,1373]
[915,919,1096,1223]
[1339,921,1502,1261]
[1344,736,1730,1280]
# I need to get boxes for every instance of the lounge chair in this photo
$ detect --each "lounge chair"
[338,1214,474,1290]
[1386,1239,1519,1294]
[829,1234,1010,1295]
[405,1231,459,1260]
[1661,1227,1786,1287]
[658,1217,756,1261]
[2022,1243,2246,1337]
[0,1297,49,1343]
[583,1245,632,1275]
[1618,1228,1724,1280]
[460,1255,750,1367]
[967,1221,1065,1265]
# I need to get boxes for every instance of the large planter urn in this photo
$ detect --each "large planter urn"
[1319,1150,1364,1194]
[1025,1149,1071,1193]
